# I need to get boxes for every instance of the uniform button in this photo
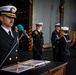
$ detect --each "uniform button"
[16,56,18,59]
[9,58,12,60]
[16,50,18,52]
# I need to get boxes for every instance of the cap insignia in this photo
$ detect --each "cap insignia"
[10,7,16,13]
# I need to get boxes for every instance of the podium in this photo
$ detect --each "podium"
[0,60,50,74]
[0,60,67,75]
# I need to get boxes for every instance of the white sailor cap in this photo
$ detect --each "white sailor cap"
[0,5,17,18]
[61,26,69,31]
[55,23,60,27]
[36,22,43,26]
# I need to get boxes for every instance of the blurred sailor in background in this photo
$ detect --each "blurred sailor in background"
[51,23,61,61]
[56,26,71,62]
[32,22,44,60]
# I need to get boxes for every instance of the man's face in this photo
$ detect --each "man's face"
[39,26,42,31]
[55,26,60,30]
[59,30,65,36]
[36,25,42,31]
[0,15,14,28]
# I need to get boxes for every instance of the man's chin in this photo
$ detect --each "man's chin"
[10,24,14,27]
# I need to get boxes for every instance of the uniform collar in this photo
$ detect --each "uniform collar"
[1,25,13,36]
[1,25,10,34]
[37,29,41,32]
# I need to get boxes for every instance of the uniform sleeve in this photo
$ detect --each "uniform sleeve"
[51,32,57,46]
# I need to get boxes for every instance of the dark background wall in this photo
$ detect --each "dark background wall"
[0,0,30,52]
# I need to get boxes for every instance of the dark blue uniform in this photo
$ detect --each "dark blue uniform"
[0,26,19,68]
[32,30,44,60]
[51,30,60,61]
[56,35,71,62]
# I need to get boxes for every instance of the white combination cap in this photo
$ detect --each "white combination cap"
[61,26,69,31]
[36,22,43,26]
[55,23,60,26]
[0,5,17,18]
